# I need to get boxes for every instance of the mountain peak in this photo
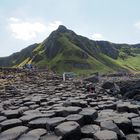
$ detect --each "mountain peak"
[57,25,68,33]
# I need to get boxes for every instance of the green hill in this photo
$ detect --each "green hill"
[0,25,140,75]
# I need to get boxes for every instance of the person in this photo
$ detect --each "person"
[86,83,95,93]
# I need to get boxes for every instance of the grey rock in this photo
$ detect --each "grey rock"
[81,124,100,138]
[66,114,84,126]
[55,121,81,140]
[79,108,98,124]
[0,126,28,140]
[94,130,118,140]
[0,118,22,131]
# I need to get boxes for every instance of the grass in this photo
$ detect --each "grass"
[116,54,140,71]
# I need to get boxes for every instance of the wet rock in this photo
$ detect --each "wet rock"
[55,121,81,140]
[81,124,100,138]
[0,126,28,140]
[94,130,118,140]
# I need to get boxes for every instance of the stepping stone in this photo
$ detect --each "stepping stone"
[55,121,81,140]
[94,130,118,140]
[46,117,65,131]
[66,106,82,114]
[3,110,20,119]
[113,117,133,134]
[81,138,94,140]
[20,114,48,123]
[126,134,138,140]
[100,121,125,139]
[117,103,129,113]
[28,128,47,136]
[29,117,49,129]
[66,114,84,126]
[79,108,98,124]
[128,105,139,114]
[132,117,140,128]
[0,118,22,131]
[81,124,100,138]
[40,133,62,140]
[122,113,138,119]
[0,116,7,122]
[0,126,28,140]
[19,133,40,140]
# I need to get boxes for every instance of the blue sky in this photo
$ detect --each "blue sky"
[0,0,140,56]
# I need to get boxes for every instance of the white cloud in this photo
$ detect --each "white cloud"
[47,21,62,32]
[9,17,20,22]
[8,17,62,41]
[91,33,104,40]
[134,22,140,29]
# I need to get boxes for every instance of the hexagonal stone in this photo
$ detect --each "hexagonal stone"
[79,108,98,124]
[55,121,81,140]
[20,114,48,124]
[3,110,20,119]
[113,117,133,134]
[40,134,62,140]
[117,103,129,113]
[0,118,22,131]
[94,130,118,140]
[0,126,28,140]
[46,117,65,131]
[28,128,47,136]
[0,116,7,122]
[19,134,40,140]
[128,105,139,114]
[126,134,139,140]
[81,124,100,138]
[132,117,140,128]
[66,114,84,126]
[81,138,94,140]
[122,113,138,119]
[66,106,82,114]
[100,121,125,139]
[29,118,49,129]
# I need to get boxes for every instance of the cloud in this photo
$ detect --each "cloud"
[134,22,140,29]
[91,33,105,40]
[47,21,62,32]
[8,18,62,41]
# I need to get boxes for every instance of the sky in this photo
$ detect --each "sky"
[0,0,140,57]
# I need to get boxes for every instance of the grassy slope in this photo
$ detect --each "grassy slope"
[116,54,140,71]
[45,35,115,75]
